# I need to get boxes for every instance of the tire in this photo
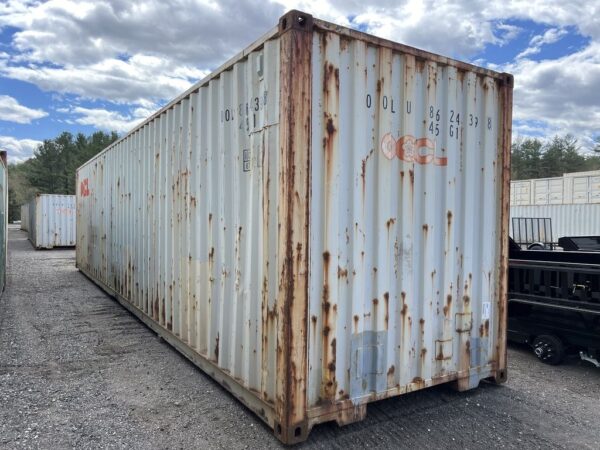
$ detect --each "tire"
[533,335,565,365]
[527,242,545,250]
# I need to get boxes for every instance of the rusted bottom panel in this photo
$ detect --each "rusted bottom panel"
[305,365,505,431]
[79,263,505,444]
[77,265,277,431]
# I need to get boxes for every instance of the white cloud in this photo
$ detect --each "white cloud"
[0,55,207,105]
[1,0,282,67]
[0,0,279,106]
[0,135,42,162]
[278,0,599,56]
[67,106,148,133]
[0,95,47,124]
[0,0,599,153]
[516,27,568,60]
[495,23,523,46]
[499,41,600,153]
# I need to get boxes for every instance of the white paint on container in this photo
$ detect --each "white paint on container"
[76,10,512,444]
[510,204,600,240]
[510,170,600,206]
[20,204,29,231]
[28,194,76,249]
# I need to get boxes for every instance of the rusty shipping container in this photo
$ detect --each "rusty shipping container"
[76,10,513,444]
[28,194,76,249]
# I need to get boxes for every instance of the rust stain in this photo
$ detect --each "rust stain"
[322,248,336,399]
[479,319,490,337]
[387,365,395,387]
[361,159,367,195]
[383,292,389,330]
[360,148,375,198]
[214,333,220,362]
[412,377,425,388]
[329,338,337,373]
[443,294,452,317]
[296,242,303,265]
[400,291,408,320]
[153,295,159,321]
[437,347,444,360]
[326,117,336,136]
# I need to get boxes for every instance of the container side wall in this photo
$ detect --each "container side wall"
[0,160,6,293]
[76,38,282,427]
[307,29,508,412]
[510,204,600,240]
[28,195,76,249]
[510,171,600,206]
[20,204,29,231]
[28,197,36,247]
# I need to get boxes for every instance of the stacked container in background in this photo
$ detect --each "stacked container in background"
[510,170,600,239]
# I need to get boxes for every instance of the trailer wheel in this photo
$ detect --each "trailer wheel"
[533,335,565,365]
[527,242,545,250]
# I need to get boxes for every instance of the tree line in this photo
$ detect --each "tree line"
[6,131,600,222]
[8,131,118,221]
[511,135,600,180]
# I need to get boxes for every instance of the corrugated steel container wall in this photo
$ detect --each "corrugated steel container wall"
[306,24,511,424]
[77,34,283,417]
[76,11,512,444]
[20,204,29,231]
[510,204,600,240]
[0,154,7,294]
[29,194,76,249]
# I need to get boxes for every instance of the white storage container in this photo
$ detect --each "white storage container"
[76,10,513,443]
[510,204,600,240]
[20,203,29,231]
[510,170,600,206]
[28,194,76,249]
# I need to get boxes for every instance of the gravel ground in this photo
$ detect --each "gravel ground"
[1,226,599,449]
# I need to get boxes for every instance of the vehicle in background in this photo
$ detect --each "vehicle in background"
[508,237,600,367]
[511,217,555,250]
[558,236,600,252]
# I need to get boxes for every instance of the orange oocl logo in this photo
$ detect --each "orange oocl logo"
[80,178,90,197]
[381,133,447,166]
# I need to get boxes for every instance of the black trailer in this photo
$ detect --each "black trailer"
[508,238,600,366]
